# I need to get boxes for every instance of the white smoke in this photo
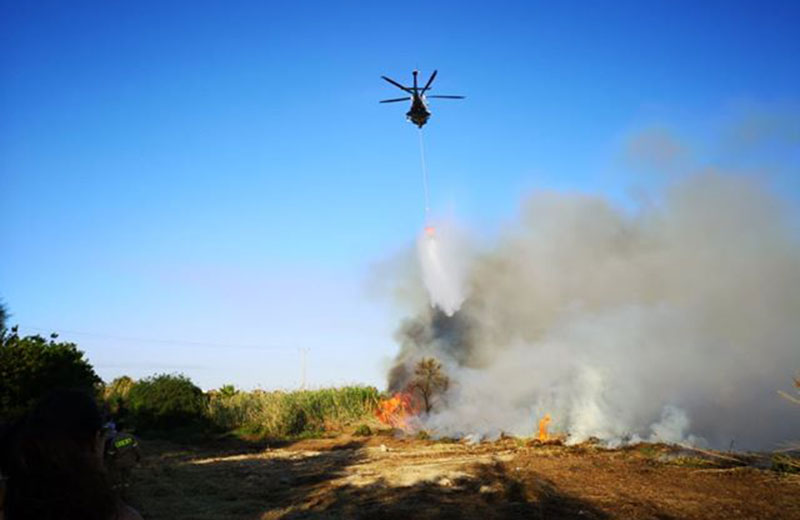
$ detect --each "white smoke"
[389,171,800,450]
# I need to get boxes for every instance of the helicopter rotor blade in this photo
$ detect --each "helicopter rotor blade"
[381,76,412,93]
[427,95,465,99]
[379,97,412,103]
[420,70,438,94]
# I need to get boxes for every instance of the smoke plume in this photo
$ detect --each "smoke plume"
[387,171,800,450]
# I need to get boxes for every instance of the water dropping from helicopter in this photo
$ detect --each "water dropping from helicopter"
[379,69,466,315]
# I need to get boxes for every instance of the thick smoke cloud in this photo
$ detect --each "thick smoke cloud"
[387,172,800,450]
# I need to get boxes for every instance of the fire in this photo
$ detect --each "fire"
[376,392,415,429]
[537,413,552,441]
[424,225,436,237]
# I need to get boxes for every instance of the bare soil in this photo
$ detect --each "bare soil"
[125,433,800,519]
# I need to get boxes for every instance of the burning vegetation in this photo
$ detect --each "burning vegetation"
[375,392,416,429]
[381,173,800,449]
[537,413,552,442]
[376,356,451,431]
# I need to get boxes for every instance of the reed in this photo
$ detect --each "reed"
[207,385,380,437]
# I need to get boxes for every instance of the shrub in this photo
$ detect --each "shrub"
[278,400,308,436]
[0,329,101,420]
[772,453,800,474]
[127,373,207,432]
[354,424,372,436]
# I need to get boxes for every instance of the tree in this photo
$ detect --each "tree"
[106,375,136,399]
[0,330,101,420]
[410,357,450,414]
[218,384,238,398]
[127,373,207,432]
[103,375,136,419]
[0,299,8,339]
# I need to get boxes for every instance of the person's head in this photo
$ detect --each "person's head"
[0,389,118,520]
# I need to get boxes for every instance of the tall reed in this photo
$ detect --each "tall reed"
[207,386,380,437]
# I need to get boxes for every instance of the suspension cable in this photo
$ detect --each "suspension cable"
[417,128,431,221]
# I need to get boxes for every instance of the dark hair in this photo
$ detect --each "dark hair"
[0,390,119,520]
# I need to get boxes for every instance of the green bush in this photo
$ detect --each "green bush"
[128,373,207,432]
[354,424,372,436]
[772,454,800,474]
[0,329,101,420]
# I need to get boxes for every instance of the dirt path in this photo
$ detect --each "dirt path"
[126,435,800,519]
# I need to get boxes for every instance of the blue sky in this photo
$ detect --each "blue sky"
[2,1,798,390]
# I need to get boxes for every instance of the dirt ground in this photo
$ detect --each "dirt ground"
[125,433,800,519]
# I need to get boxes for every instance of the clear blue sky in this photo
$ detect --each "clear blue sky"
[2,1,798,389]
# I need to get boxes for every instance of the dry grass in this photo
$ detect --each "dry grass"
[125,435,800,520]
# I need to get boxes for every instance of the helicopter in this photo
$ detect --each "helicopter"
[380,70,464,128]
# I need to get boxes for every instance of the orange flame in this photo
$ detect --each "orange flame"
[537,413,552,441]
[376,392,415,429]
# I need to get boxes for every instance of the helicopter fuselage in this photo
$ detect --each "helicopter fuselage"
[406,94,430,128]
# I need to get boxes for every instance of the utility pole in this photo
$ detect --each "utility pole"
[299,347,309,390]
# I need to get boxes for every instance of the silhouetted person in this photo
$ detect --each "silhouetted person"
[0,390,142,520]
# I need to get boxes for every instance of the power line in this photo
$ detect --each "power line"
[94,362,209,370]
[16,324,294,352]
